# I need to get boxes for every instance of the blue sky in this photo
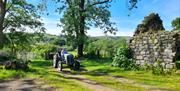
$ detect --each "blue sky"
[29,0,180,36]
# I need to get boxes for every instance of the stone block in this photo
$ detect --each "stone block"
[164,59,172,62]
[140,51,146,55]
[154,39,158,43]
[165,63,174,69]
[154,52,159,56]
[161,62,165,68]
[143,41,147,43]
[136,61,140,64]
[144,57,149,61]
[136,56,143,60]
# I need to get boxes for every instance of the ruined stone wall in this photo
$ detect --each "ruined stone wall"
[130,31,180,69]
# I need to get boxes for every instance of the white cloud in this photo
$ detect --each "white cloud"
[42,17,59,25]
[42,17,62,35]
[116,28,134,36]
[87,27,134,37]
[86,28,105,36]
[42,17,135,36]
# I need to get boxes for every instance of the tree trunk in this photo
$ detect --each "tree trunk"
[11,41,16,55]
[97,50,100,58]
[77,0,85,57]
[0,30,4,49]
[0,1,6,49]
[77,43,84,57]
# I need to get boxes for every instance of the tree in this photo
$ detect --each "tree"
[40,0,139,57]
[85,37,128,58]
[134,13,165,36]
[59,0,118,57]
[5,31,34,55]
[0,0,43,49]
[172,17,180,30]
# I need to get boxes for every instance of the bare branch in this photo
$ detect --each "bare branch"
[66,0,71,5]
[89,0,112,7]
[3,0,7,9]
[4,0,7,4]
[6,3,13,12]
[3,10,18,30]
[85,0,112,11]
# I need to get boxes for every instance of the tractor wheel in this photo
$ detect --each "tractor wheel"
[53,55,58,68]
[69,64,74,70]
[58,61,63,71]
[73,61,80,70]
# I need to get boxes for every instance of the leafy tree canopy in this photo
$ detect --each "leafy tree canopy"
[0,0,44,48]
[172,17,180,30]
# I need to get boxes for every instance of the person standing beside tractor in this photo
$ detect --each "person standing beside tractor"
[61,48,68,61]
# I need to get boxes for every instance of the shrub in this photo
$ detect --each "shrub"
[152,60,165,75]
[0,50,16,62]
[85,43,97,58]
[172,17,180,30]
[4,59,30,70]
[176,60,180,69]
[112,47,138,70]
[85,37,128,58]
[31,44,62,59]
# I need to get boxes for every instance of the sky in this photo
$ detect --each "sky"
[29,0,180,36]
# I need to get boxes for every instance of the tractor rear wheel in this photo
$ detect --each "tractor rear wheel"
[58,61,63,71]
[73,61,80,70]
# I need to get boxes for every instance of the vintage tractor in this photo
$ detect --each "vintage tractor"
[53,51,80,71]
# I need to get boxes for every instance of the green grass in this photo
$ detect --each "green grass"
[1,58,180,91]
[78,58,180,91]
[0,59,91,91]
[176,60,180,63]
[67,58,145,91]
[176,60,180,69]
[0,69,25,80]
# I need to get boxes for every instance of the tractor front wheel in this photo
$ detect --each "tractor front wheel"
[53,54,58,68]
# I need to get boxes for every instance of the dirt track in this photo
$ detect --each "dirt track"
[62,72,115,91]
[0,78,55,91]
